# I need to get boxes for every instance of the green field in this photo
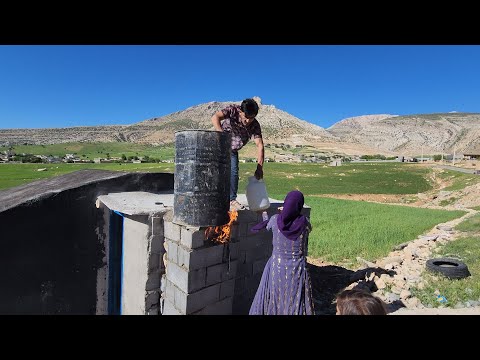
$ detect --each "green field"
[0,161,430,194]
[239,162,432,196]
[304,196,464,263]
[455,212,480,233]
[0,161,465,266]
[437,169,480,191]
[0,143,175,161]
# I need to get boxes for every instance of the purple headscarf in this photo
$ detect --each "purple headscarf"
[250,190,308,241]
[277,190,308,241]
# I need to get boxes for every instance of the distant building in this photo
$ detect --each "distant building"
[464,146,480,160]
[414,157,432,162]
[46,156,62,163]
[445,154,464,161]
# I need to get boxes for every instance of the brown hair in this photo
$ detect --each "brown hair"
[336,288,387,315]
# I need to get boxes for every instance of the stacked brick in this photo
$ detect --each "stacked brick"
[145,214,167,315]
[159,205,304,315]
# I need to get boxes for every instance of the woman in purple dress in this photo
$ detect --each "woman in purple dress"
[249,190,315,315]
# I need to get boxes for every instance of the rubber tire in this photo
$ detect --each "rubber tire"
[426,257,471,279]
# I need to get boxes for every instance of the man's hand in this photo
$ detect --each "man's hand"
[254,164,263,180]
[211,111,225,132]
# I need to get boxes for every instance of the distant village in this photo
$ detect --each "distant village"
[2,143,478,169]
[0,149,174,164]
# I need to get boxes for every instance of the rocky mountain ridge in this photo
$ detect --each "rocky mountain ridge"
[328,112,480,155]
[1,98,479,156]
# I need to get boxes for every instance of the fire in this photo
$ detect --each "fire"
[205,210,238,244]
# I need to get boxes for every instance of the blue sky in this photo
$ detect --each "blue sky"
[1,45,479,129]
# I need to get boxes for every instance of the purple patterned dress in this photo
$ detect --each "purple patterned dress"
[249,214,315,315]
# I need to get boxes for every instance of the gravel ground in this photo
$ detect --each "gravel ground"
[389,306,480,315]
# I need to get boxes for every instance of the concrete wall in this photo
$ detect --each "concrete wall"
[0,170,173,314]
[122,216,150,314]
[120,214,165,315]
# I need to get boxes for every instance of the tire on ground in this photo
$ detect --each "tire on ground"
[426,257,471,279]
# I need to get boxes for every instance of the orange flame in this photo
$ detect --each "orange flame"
[205,210,238,244]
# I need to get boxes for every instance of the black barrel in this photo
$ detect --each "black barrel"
[173,130,231,227]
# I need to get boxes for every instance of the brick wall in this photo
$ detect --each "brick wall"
[160,203,310,315]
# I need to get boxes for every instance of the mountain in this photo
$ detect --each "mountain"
[0,97,341,149]
[0,126,127,145]
[1,98,480,156]
[132,97,336,145]
[328,112,480,154]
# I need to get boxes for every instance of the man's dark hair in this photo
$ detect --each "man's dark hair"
[241,98,259,118]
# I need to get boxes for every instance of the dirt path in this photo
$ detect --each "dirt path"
[390,306,480,315]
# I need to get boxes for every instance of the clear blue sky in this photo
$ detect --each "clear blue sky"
[1,45,479,129]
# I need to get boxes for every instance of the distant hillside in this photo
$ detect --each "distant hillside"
[133,97,336,145]
[1,99,480,156]
[0,97,336,147]
[0,126,127,145]
[328,112,480,155]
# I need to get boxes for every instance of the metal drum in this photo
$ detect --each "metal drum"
[173,130,231,227]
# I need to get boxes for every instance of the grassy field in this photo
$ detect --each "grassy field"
[0,143,175,161]
[437,169,480,191]
[455,212,480,233]
[0,161,466,266]
[239,162,432,196]
[0,161,431,194]
[304,196,465,263]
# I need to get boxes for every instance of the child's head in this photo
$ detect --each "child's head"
[335,288,387,315]
[241,98,259,119]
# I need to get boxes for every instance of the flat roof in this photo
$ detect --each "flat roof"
[0,169,129,213]
[96,192,302,216]
[97,191,174,216]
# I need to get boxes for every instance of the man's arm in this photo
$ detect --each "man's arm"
[211,110,224,132]
[254,137,264,179]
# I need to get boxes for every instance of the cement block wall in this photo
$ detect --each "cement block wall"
[95,192,170,315]
[121,215,165,315]
[160,202,311,315]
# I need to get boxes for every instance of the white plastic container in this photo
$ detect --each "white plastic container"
[245,176,270,211]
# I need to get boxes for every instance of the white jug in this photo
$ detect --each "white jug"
[246,176,270,211]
